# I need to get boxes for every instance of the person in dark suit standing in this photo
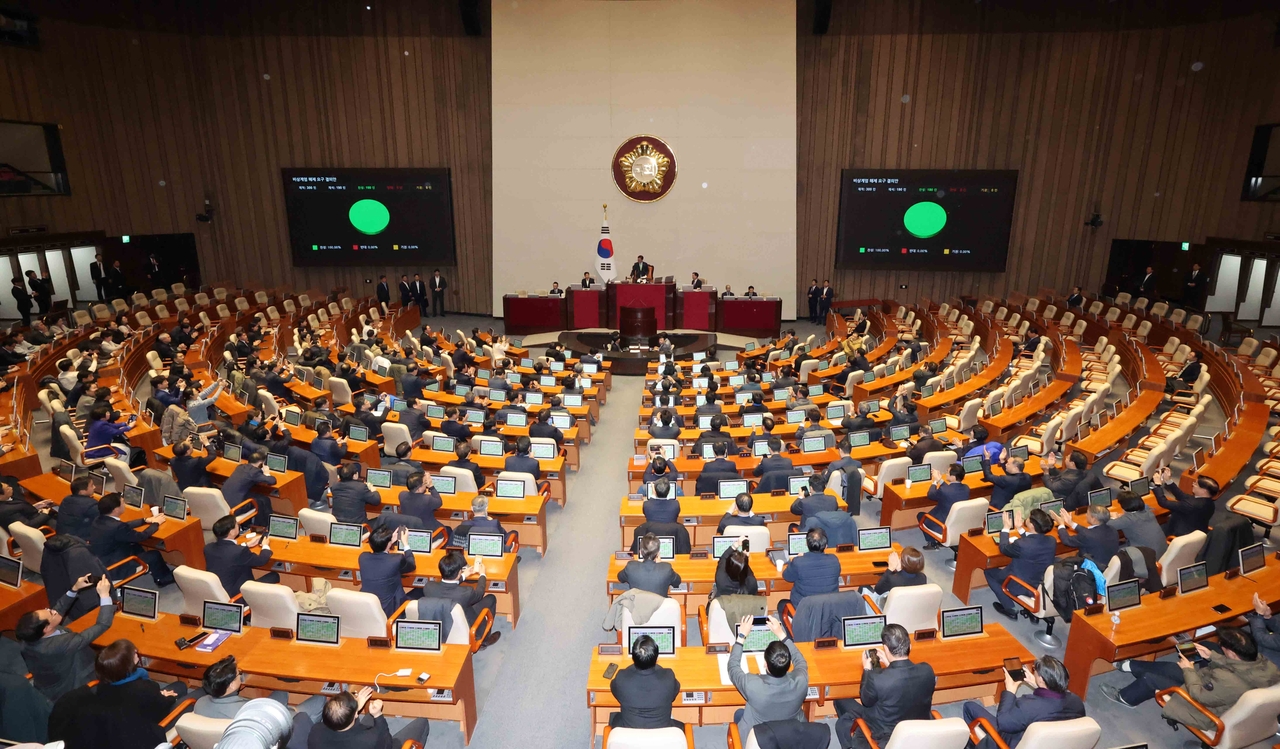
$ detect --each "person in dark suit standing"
[690,272,703,289]
[919,464,970,542]
[358,525,418,616]
[1183,263,1208,308]
[609,635,681,729]
[307,687,430,748]
[16,574,115,702]
[205,514,277,596]
[418,549,501,648]
[107,260,127,297]
[430,269,448,317]
[145,254,164,289]
[581,272,596,289]
[398,274,412,306]
[26,270,50,315]
[834,623,936,749]
[90,493,174,586]
[962,656,1085,749]
[1051,505,1120,565]
[411,273,428,317]
[375,275,391,306]
[781,528,841,609]
[819,280,834,321]
[1153,465,1218,537]
[807,279,821,324]
[90,253,109,301]
[1135,265,1156,298]
[985,508,1057,621]
[11,277,32,327]
[630,255,651,282]
[618,533,681,596]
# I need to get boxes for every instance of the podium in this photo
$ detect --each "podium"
[567,287,605,328]
[606,282,675,329]
[717,297,783,339]
[677,288,716,330]
[501,295,566,335]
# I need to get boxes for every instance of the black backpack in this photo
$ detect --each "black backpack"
[1049,558,1097,623]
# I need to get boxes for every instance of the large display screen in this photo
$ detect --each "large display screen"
[836,169,1018,271]
[282,168,456,267]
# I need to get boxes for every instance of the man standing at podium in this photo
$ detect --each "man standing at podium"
[630,255,651,282]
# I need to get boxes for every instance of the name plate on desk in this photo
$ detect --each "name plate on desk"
[770,489,787,496]
[836,544,856,553]
[599,644,623,656]
[270,628,294,641]
[178,614,202,627]
[681,691,707,705]
[1083,603,1105,616]
[366,636,391,649]
[308,533,327,543]
[689,550,709,560]
[670,583,689,593]
[488,581,505,592]
[705,643,729,655]
[700,493,716,499]
[813,637,839,650]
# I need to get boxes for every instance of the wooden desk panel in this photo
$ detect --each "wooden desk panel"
[879,457,1047,530]
[152,447,310,516]
[617,492,847,548]
[0,579,46,630]
[375,486,549,556]
[408,447,567,507]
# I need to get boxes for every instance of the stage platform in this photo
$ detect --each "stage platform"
[512,328,759,376]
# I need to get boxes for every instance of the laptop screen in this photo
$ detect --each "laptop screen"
[842,615,886,648]
[394,620,442,653]
[297,613,341,645]
[940,606,984,638]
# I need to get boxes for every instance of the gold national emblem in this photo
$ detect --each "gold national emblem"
[612,135,677,203]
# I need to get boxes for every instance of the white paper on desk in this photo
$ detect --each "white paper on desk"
[717,653,764,685]
[717,654,732,685]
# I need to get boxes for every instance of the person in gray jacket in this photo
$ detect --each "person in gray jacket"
[16,575,115,701]
[728,615,809,738]
[618,533,681,597]
[1109,489,1168,558]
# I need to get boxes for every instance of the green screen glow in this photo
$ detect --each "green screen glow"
[349,199,391,235]
[903,201,946,239]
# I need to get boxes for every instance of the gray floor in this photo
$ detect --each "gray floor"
[25,311,1276,747]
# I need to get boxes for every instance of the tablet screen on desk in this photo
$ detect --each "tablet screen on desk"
[987,400,1003,417]
[863,372,876,384]
[718,479,748,499]
[268,515,299,540]
[329,523,363,547]
[736,392,752,405]
[366,469,392,489]
[941,606,983,638]
[562,394,582,407]
[468,532,504,558]
[773,389,790,403]
[266,453,288,473]
[885,363,898,376]
[889,425,911,442]
[860,399,880,415]
[479,440,503,457]
[549,362,564,372]
[1241,543,1266,575]
[630,625,676,655]
[729,375,745,387]
[531,442,556,460]
[858,527,891,551]
[1009,444,1029,461]
[943,376,955,390]
[163,495,188,521]
[657,536,675,561]
[122,484,145,509]
[849,431,871,448]
[1038,499,1064,516]
[761,372,774,383]
[432,436,457,453]
[1087,488,1113,507]
[842,615,885,648]
[788,532,808,557]
[489,389,507,403]
[986,511,1004,534]
[404,529,434,552]
[120,586,158,620]
[785,410,805,425]
[907,464,931,483]
[802,437,825,454]
[826,404,846,421]
[551,414,572,429]
[0,556,21,588]
[393,400,409,413]
[347,425,369,443]
[455,385,471,397]
[789,476,810,495]
[698,416,713,430]
[297,613,340,645]
[699,443,716,459]
[1178,562,1208,595]
[203,601,244,634]
[1127,477,1150,497]
[928,418,948,436]
[496,479,525,499]
[88,471,107,496]
[736,618,780,653]
[465,409,486,423]
[432,475,456,495]
[962,456,983,474]
[504,412,528,427]
[1107,579,1142,612]
[742,413,764,428]
[921,385,935,398]
[426,405,447,420]
[583,363,598,374]
[283,409,302,427]
[395,620,442,653]
[712,536,735,558]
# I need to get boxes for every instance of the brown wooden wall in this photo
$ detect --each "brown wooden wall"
[0,1,493,313]
[798,0,1280,311]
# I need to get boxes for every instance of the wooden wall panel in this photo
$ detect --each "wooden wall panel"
[798,0,1280,311]
[0,0,492,313]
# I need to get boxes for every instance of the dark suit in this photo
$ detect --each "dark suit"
[89,516,172,585]
[807,285,821,323]
[504,454,541,480]
[630,261,651,281]
[47,674,181,749]
[376,282,391,305]
[399,488,444,531]
[907,437,945,465]
[310,436,345,466]
[963,687,1086,749]
[980,462,1032,510]
[359,550,416,616]
[440,420,471,442]
[11,284,31,326]
[55,494,98,541]
[205,538,275,596]
[818,285,833,319]
[1154,482,1215,537]
[754,454,794,478]
[1066,293,1083,309]
[21,592,115,701]
[1183,269,1207,306]
[717,513,766,535]
[171,453,215,490]
[628,521,691,555]
[1136,272,1156,297]
[691,278,703,289]
[429,275,447,317]
[1058,522,1120,564]
[643,498,681,524]
[1042,466,1086,503]
[581,277,596,289]
[609,664,681,729]
[398,281,413,306]
[222,463,276,522]
[411,280,427,316]
[704,457,739,476]
[330,480,382,524]
[985,531,1057,610]
[618,558,681,596]
[90,261,108,300]
[418,576,494,625]
[448,458,485,490]
[921,481,971,534]
[790,492,838,526]
[835,659,937,749]
[782,551,841,608]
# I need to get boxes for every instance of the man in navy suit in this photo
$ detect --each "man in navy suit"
[309,421,346,466]
[418,550,501,649]
[329,463,383,524]
[359,524,419,616]
[221,449,276,526]
[985,508,1058,620]
[205,515,277,596]
[717,493,767,535]
[89,493,173,586]
[642,478,681,524]
[398,274,412,306]
[453,495,507,546]
[503,436,541,479]
[962,655,1085,748]
[1052,505,1120,565]
[170,438,215,490]
[919,464,971,543]
[781,528,841,610]
[703,440,739,475]
[399,472,445,536]
[753,437,794,477]
[375,275,391,306]
[790,476,839,527]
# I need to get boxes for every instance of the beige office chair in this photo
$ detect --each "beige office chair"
[327,377,353,407]
[440,465,480,493]
[184,487,256,544]
[876,583,943,634]
[864,457,910,504]
[7,522,47,571]
[970,716,1100,749]
[382,422,411,457]
[620,597,684,647]
[1227,495,1280,547]
[722,525,770,552]
[298,508,336,537]
[854,716,970,749]
[1155,682,1280,749]
[239,581,301,631]
[327,589,406,638]
[174,565,233,615]
[605,726,694,749]
[173,713,232,749]
[1158,530,1208,587]
[102,457,139,494]
[919,498,990,570]
[1005,565,1063,647]
[698,599,739,645]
